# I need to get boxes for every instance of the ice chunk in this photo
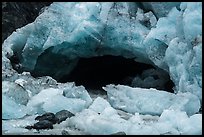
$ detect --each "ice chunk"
[68,97,159,135]
[156,109,202,135]
[2,95,28,119]
[68,97,130,135]
[2,81,29,105]
[88,97,112,113]
[42,95,86,114]
[181,114,202,135]
[62,82,92,107]
[27,88,87,115]
[18,74,58,96]
[3,70,59,97]
[103,84,200,116]
[26,88,62,114]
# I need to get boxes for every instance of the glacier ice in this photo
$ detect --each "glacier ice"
[103,84,200,116]
[143,2,202,101]
[2,2,153,81]
[2,2,202,135]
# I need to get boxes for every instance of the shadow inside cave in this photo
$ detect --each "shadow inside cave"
[59,55,174,92]
[9,52,175,93]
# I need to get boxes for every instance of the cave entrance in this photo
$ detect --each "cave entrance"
[59,55,174,92]
[9,52,175,92]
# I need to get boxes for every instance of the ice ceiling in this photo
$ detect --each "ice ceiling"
[2,2,202,135]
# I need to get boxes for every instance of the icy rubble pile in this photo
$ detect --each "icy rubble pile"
[68,97,201,135]
[2,87,202,135]
[2,2,202,135]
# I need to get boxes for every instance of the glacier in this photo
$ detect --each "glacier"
[2,2,202,135]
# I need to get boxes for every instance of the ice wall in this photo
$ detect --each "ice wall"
[2,2,201,101]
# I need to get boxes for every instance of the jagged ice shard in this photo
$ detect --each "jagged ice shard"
[2,2,202,135]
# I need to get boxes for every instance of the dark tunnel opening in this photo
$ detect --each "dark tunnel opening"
[9,52,175,93]
[58,55,175,92]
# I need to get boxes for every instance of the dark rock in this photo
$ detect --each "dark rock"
[61,130,70,135]
[55,110,75,124]
[25,125,33,130]
[35,112,58,124]
[33,120,53,130]
[110,132,126,135]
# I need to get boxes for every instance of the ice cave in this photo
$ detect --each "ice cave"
[2,2,202,135]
